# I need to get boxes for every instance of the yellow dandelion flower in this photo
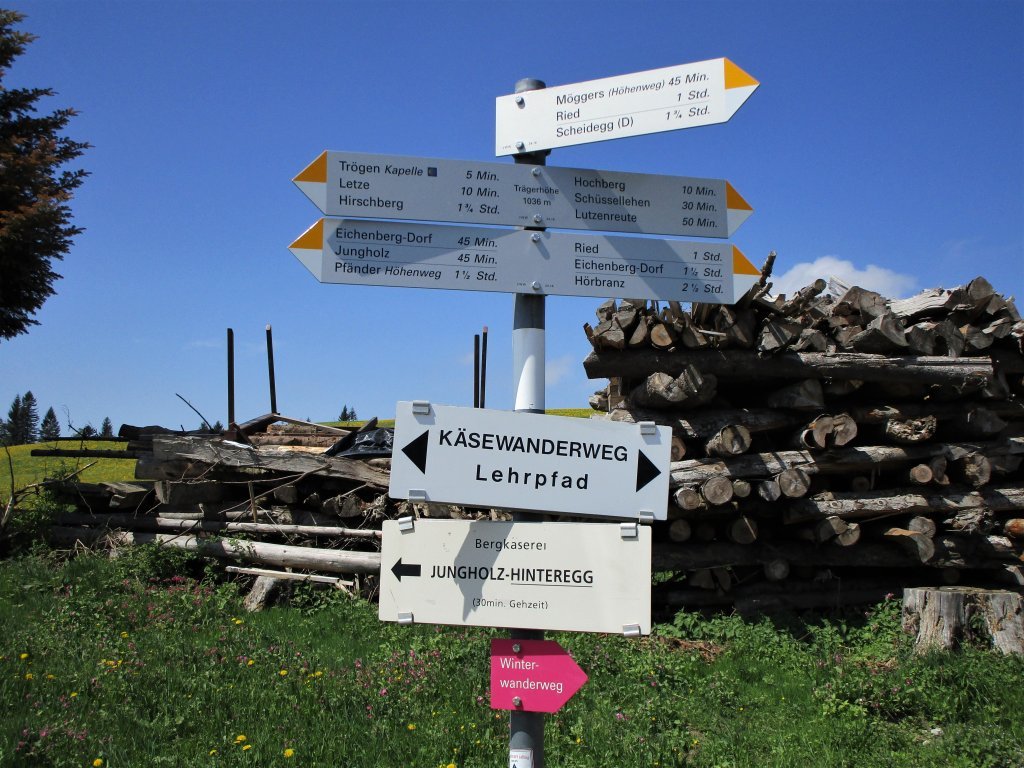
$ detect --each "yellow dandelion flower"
[120,631,129,638]
[242,744,252,751]
[247,659,255,667]
[447,763,457,768]
[70,692,78,698]
[24,673,33,680]
[46,674,55,680]
[407,723,416,731]
[19,653,29,660]
[233,618,244,625]
[283,748,295,758]
[278,669,288,677]
[235,734,247,743]
[209,749,217,756]
[93,760,104,767]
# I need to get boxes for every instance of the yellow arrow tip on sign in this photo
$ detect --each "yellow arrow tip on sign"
[733,246,761,276]
[294,151,328,183]
[290,219,324,251]
[726,182,753,212]
[724,59,759,89]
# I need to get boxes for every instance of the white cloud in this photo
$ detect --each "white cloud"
[771,256,919,300]
[545,354,576,387]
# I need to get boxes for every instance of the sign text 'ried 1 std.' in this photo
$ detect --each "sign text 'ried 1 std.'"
[289,218,761,304]
[388,401,670,520]
[496,57,759,155]
[293,151,752,238]
[379,518,652,634]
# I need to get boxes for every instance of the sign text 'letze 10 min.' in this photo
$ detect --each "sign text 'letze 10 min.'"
[496,57,759,155]
[293,150,752,239]
[388,401,671,520]
[289,218,761,304]
[379,518,652,635]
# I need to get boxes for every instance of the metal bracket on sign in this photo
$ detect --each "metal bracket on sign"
[637,510,655,526]
[620,521,639,540]
[412,400,431,415]
[622,624,642,638]
[638,421,657,436]
[397,515,415,532]
[407,490,427,502]
[397,612,414,625]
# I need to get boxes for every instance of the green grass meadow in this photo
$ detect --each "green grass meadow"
[1,548,1022,768]
[2,423,1023,767]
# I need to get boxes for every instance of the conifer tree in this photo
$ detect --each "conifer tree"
[39,406,60,441]
[0,10,89,340]
[100,416,113,438]
[20,390,38,443]
[2,393,22,444]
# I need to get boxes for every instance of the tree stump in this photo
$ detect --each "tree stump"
[243,575,285,612]
[902,587,1024,655]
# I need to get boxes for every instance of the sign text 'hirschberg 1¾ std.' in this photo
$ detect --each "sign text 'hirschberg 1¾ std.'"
[289,218,762,305]
[388,402,671,521]
[495,57,759,155]
[292,150,753,239]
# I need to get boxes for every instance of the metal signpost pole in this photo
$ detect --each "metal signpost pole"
[509,76,549,768]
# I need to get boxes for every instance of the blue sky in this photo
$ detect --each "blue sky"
[1,0,1021,433]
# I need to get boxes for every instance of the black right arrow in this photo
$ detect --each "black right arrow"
[636,450,662,492]
[391,558,422,582]
[401,429,429,474]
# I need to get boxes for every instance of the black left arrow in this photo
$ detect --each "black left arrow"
[401,429,430,474]
[636,450,662,492]
[391,558,421,582]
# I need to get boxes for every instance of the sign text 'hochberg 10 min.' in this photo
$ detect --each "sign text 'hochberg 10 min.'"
[293,151,752,239]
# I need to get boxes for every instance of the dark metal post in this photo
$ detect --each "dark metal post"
[473,333,481,408]
[480,325,488,409]
[266,324,278,415]
[509,76,549,768]
[227,328,235,425]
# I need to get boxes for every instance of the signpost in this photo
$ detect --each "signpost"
[291,56,762,768]
[378,518,652,635]
[388,401,670,520]
[496,58,758,155]
[294,150,752,238]
[290,217,761,303]
[491,639,587,714]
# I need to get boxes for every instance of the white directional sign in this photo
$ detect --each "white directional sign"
[293,151,752,238]
[379,518,652,634]
[290,218,762,304]
[496,58,759,155]
[388,401,670,520]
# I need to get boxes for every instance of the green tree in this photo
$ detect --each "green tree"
[339,405,350,421]
[0,10,89,341]
[39,406,59,441]
[1,393,20,444]
[100,416,113,438]
[77,423,96,439]
[20,390,37,442]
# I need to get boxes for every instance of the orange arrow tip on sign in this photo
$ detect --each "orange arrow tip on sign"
[723,59,759,89]
[733,246,761,276]
[725,182,753,212]
[290,219,324,251]
[294,151,328,183]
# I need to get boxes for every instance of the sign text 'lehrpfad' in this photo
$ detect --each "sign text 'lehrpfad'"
[388,402,670,520]
[496,58,759,155]
[293,151,752,238]
[289,218,761,304]
[379,518,652,634]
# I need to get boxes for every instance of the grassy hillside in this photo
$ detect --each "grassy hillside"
[1,441,136,505]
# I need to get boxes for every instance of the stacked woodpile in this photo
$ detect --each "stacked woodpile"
[42,417,397,606]
[584,265,1024,613]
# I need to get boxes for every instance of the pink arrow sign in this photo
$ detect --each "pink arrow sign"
[490,639,588,714]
